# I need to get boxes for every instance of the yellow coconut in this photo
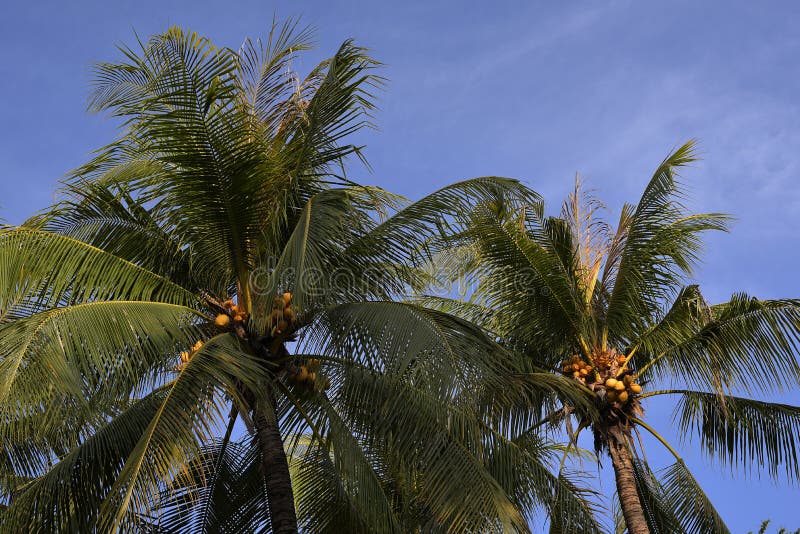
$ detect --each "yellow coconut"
[572,371,581,378]
[614,381,626,391]
[629,383,642,394]
[282,292,292,306]
[307,371,316,383]
[623,375,633,385]
[618,391,629,403]
[605,378,618,389]
[606,391,618,402]
[214,314,231,327]
[579,368,589,376]
[296,366,308,382]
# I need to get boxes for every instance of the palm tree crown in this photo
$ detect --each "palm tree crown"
[425,141,800,533]
[0,22,583,533]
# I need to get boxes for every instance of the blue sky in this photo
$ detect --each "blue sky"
[1,0,799,529]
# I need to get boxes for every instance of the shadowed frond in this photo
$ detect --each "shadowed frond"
[2,335,266,532]
[657,460,729,534]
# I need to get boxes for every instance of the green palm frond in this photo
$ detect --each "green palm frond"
[604,141,730,344]
[301,301,515,398]
[0,301,205,413]
[145,438,270,533]
[32,180,196,289]
[638,294,800,394]
[668,390,800,482]
[658,460,729,534]
[460,205,586,358]
[2,334,265,532]
[0,227,196,318]
[630,460,682,533]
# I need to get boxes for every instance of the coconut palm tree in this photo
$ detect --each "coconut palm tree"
[0,23,601,533]
[421,142,800,533]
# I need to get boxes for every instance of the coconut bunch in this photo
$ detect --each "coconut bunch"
[289,358,330,393]
[214,299,248,328]
[594,350,642,407]
[267,292,296,337]
[561,349,644,407]
[175,340,204,370]
[602,374,642,405]
[560,354,594,384]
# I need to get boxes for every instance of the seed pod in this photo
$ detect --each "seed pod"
[618,391,629,403]
[605,378,618,389]
[629,383,642,394]
[214,314,231,327]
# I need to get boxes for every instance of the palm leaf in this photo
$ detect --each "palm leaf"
[669,390,800,482]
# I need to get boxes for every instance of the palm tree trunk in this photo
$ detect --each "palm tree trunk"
[607,428,649,534]
[254,391,298,534]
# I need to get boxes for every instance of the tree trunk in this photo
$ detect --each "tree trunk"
[607,428,649,534]
[254,391,298,534]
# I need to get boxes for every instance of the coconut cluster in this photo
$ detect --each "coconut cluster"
[289,358,330,393]
[560,349,643,407]
[214,300,248,328]
[175,340,204,370]
[561,355,594,382]
[268,292,296,337]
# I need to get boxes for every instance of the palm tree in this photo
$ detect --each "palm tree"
[423,142,800,533]
[0,23,599,532]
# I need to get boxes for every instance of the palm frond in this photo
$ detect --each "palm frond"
[668,390,800,482]
[2,334,266,532]
[604,141,730,345]
[638,294,800,394]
